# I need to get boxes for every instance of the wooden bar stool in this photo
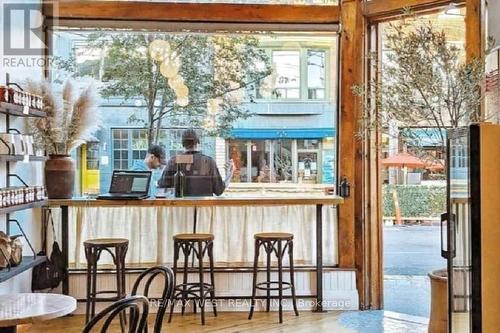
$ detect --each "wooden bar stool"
[248,232,299,323]
[168,233,217,325]
[83,238,129,327]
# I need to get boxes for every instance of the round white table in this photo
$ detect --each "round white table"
[0,293,76,333]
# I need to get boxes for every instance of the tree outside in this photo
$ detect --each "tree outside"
[354,14,498,167]
[56,32,273,146]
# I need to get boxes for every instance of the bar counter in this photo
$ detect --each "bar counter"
[49,195,343,312]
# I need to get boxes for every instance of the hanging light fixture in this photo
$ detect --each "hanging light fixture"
[176,97,189,107]
[149,40,189,108]
[149,40,170,62]
[160,61,178,79]
[168,75,185,90]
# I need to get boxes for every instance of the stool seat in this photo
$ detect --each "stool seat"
[254,232,293,240]
[173,233,214,241]
[84,238,129,247]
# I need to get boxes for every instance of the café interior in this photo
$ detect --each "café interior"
[0,0,499,332]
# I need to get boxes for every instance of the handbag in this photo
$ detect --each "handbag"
[32,209,67,291]
[9,235,22,266]
[0,232,11,269]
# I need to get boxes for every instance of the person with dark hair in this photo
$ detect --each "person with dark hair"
[158,129,234,196]
[132,144,167,171]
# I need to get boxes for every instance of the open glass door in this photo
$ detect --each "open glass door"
[446,127,472,333]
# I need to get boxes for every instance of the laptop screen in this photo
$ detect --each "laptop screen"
[109,171,152,194]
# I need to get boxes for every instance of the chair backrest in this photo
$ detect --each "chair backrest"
[131,266,174,333]
[82,296,149,333]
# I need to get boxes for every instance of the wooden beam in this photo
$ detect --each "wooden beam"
[465,0,485,61]
[45,0,340,24]
[338,0,363,284]
[363,0,464,21]
[465,0,486,117]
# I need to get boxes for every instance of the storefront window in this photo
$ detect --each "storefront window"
[273,140,293,182]
[229,140,249,182]
[229,138,332,184]
[298,152,318,183]
[250,140,273,182]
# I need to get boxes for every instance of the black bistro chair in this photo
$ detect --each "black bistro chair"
[131,266,174,333]
[82,295,149,333]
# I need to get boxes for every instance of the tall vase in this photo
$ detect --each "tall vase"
[45,154,75,199]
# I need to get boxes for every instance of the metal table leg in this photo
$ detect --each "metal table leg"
[314,204,326,312]
[61,205,69,295]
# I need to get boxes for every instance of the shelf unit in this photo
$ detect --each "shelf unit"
[0,256,47,283]
[0,102,46,118]
[0,155,47,162]
[0,200,48,215]
[0,75,48,282]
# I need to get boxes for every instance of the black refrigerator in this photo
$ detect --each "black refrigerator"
[443,123,500,333]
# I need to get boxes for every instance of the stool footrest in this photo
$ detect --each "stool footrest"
[174,282,214,293]
[256,281,293,291]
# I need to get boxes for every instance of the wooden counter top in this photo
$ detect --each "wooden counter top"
[49,195,343,207]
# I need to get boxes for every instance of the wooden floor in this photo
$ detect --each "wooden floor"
[27,311,353,333]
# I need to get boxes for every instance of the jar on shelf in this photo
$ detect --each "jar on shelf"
[26,187,31,203]
[0,86,7,103]
[35,186,44,201]
[5,189,12,207]
[14,188,21,205]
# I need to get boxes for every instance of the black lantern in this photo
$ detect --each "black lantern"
[339,176,351,198]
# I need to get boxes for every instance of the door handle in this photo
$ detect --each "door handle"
[441,212,448,259]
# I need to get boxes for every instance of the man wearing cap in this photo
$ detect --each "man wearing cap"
[132,144,167,196]
[132,144,167,171]
[158,129,234,196]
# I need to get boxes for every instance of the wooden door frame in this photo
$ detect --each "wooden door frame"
[339,0,486,310]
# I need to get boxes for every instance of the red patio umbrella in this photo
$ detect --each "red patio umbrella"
[381,152,426,169]
[425,160,445,172]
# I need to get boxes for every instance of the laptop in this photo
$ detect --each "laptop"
[97,170,152,200]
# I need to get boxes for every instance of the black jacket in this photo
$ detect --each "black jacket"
[157,151,226,196]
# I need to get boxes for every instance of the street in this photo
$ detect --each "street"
[383,225,446,318]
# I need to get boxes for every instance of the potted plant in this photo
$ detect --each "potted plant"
[27,80,99,199]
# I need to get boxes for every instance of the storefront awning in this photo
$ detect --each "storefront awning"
[230,128,335,139]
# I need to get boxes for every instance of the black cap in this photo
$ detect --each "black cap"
[182,129,200,149]
[148,144,167,165]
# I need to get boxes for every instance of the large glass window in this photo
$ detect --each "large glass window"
[52,30,338,193]
[228,138,334,184]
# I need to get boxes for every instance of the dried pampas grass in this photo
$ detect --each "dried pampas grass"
[27,80,100,155]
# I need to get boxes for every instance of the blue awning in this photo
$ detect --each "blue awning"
[230,128,335,139]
